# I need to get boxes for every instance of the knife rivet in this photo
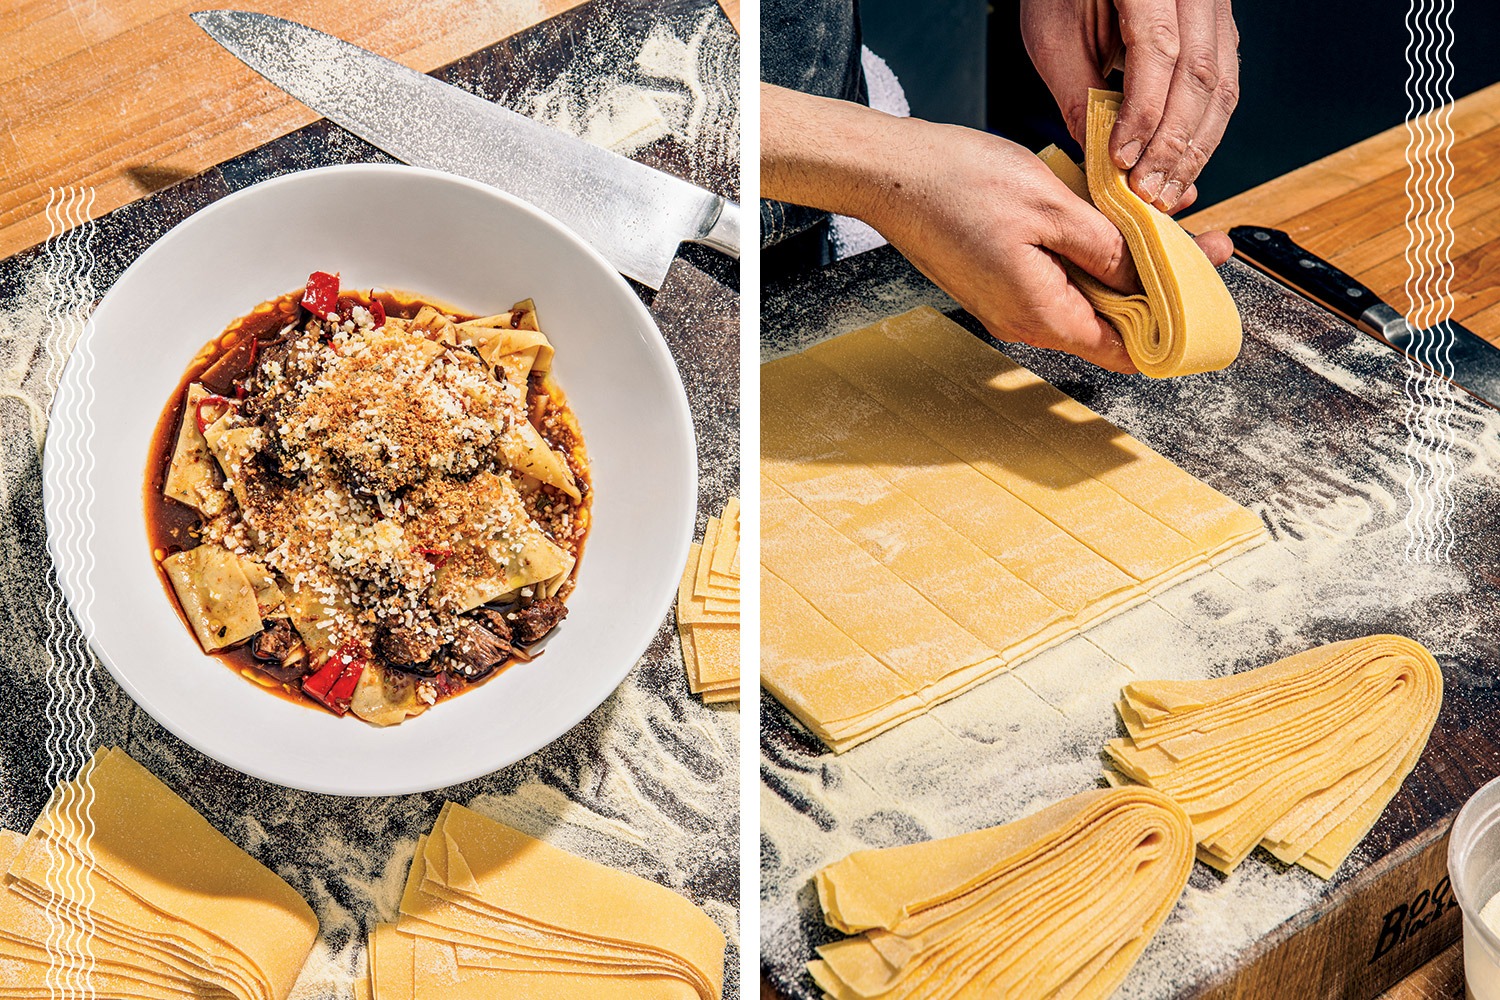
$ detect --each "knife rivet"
[1298,258,1316,268]
[1253,231,1269,240]
[1347,288,1363,297]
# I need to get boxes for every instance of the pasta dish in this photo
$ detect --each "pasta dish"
[145,271,590,725]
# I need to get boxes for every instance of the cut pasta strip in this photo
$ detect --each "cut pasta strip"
[677,497,741,702]
[1041,89,1242,377]
[808,787,1193,1000]
[0,748,317,1000]
[358,804,725,1000]
[1104,635,1443,876]
[760,307,1265,752]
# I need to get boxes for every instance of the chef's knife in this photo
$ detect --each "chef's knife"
[1229,225,1500,408]
[191,10,739,290]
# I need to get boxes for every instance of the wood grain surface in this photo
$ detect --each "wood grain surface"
[0,0,585,259]
[1183,81,1500,347]
[1377,944,1464,1000]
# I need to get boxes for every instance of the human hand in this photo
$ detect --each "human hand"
[1020,0,1240,213]
[760,87,1231,373]
[859,118,1229,373]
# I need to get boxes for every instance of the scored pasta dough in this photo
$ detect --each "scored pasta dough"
[1104,635,1443,876]
[1037,89,1242,378]
[760,306,1265,752]
[807,786,1194,1000]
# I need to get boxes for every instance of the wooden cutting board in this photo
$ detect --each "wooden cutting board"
[758,244,1500,1000]
[0,0,603,258]
[1183,81,1500,349]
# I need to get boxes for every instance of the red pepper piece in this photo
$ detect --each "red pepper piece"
[415,546,452,569]
[302,643,365,716]
[326,657,364,710]
[301,270,340,317]
[194,394,238,435]
[368,296,386,330]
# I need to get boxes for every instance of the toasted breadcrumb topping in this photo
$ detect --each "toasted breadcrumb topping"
[196,305,588,659]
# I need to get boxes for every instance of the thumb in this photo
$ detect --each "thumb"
[1192,230,1234,266]
[1040,188,1140,294]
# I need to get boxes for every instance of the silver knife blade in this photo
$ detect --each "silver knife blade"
[191,9,739,290]
[1373,310,1500,405]
[1228,226,1500,409]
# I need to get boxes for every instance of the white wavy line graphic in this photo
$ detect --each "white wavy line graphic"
[1400,0,1459,563]
[39,186,100,1000]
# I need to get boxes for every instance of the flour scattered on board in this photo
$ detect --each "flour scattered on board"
[518,8,736,165]
[0,10,741,999]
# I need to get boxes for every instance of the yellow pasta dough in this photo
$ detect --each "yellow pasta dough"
[0,748,318,1000]
[1037,89,1243,378]
[678,497,741,702]
[808,787,1194,1000]
[1104,635,1443,876]
[361,803,726,999]
[760,307,1265,751]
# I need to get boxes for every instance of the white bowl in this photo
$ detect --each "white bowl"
[44,164,697,796]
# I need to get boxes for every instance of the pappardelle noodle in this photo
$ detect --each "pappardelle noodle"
[147,271,591,724]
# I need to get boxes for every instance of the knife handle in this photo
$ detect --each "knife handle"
[1229,225,1416,348]
[695,200,741,259]
[1228,225,1412,346]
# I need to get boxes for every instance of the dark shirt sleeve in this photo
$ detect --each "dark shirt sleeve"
[761,0,868,250]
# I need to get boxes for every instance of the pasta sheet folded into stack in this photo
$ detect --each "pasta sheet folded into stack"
[1105,635,1443,877]
[678,496,741,703]
[808,787,1193,1000]
[365,803,726,999]
[0,747,318,1000]
[1038,89,1242,378]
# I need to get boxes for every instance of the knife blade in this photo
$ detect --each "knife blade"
[191,9,739,290]
[1229,225,1500,408]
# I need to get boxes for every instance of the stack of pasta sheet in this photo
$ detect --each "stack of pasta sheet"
[363,802,726,999]
[1105,635,1444,877]
[677,496,741,703]
[808,787,1194,1000]
[0,747,318,1000]
[1033,89,1243,378]
[761,306,1266,752]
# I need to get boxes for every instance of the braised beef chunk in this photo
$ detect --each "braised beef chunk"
[257,434,303,484]
[251,619,299,662]
[448,616,512,679]
[510,597,568,645]
[250,619,310,682]
[471,608,513,643]
[376,624,444,666]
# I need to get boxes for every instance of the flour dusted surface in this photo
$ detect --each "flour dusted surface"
[759,250,1500,998]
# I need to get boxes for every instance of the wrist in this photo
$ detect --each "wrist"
[761,85,920,225]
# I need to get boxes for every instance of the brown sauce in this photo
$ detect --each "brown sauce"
[143,285,590,714]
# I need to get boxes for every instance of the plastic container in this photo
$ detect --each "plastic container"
[1449,774,1500,999]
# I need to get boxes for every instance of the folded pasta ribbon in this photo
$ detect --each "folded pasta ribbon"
[807,786,1194,1000]
[1038,88,1242,378]
[364,802,726,999]
[0,747,318,1000]
[678,496,741,703]
[1105,634,1443,877]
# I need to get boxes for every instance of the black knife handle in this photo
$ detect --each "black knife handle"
[1228,225,1388,327]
